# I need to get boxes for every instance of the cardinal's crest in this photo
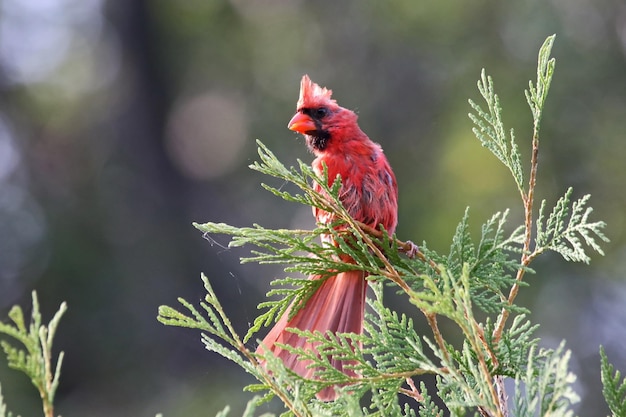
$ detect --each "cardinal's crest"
[297,75,338,109]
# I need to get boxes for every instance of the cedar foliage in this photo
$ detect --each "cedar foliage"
[157,35,610,416]
[0,35,619,417]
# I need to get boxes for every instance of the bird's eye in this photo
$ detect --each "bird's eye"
[314,107,328,118]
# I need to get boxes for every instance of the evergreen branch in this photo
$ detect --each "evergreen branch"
[478,37,558,415]
[247,282,445,415]
[249,140,344,217]
[521,32,556,271]
[468,71,525,195]
[158,274,315,417]
[0,292,66,417]
[247,275,328,342]
[491,35,558,348]
[600,346,626,417]
[447,209,526,315]
[474,210,525,270]
[522,34,556,259]
[363,283,440,376]
[276,326,434,404]
[491,315,539,377]
[399,377,424,403]
[408,261,509,415]
[439,266,502,415]
[511,342,579,417]
[525,35,556,133]
[535,187,608,263]
[414,382,446,416]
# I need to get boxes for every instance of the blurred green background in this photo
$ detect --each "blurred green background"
[1,0,625,415]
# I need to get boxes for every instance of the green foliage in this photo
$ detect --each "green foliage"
[468,69,525,194]
[415,382,445,417]
[511,342,579,417]
[0,292,66,417]
[600,347,626,417]
[535,188,608,264]
[158,35,611,416]
[445,208,526,314]
[525,35,556,133]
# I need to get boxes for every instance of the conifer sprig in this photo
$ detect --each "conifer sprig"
[511,342,579,417]
[535,187,608,264]
[158,274,313,416]
[0,292,66,417]
[600,347,626,417]
[526,34,556,133]
[468,35,608,350]
[468,71,525,195]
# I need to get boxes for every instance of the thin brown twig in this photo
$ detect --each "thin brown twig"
[492,121,540,345]
[474,339,503,417]
[489,101,544,417]
[478,407,494,417]
[473,321,509,416]
[399,377,425,402]
[425,313,450,363]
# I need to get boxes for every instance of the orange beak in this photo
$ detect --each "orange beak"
[288,112,317,134]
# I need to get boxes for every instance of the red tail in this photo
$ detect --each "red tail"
[256,270,367,400]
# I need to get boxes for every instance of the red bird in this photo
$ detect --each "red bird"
[257,75,398,400]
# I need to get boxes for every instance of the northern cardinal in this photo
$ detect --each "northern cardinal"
[257,75,398,400]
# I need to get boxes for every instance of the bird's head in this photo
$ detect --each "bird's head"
[288,75,359,153]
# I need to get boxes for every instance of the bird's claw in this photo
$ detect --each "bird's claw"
[404,240,419,259]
